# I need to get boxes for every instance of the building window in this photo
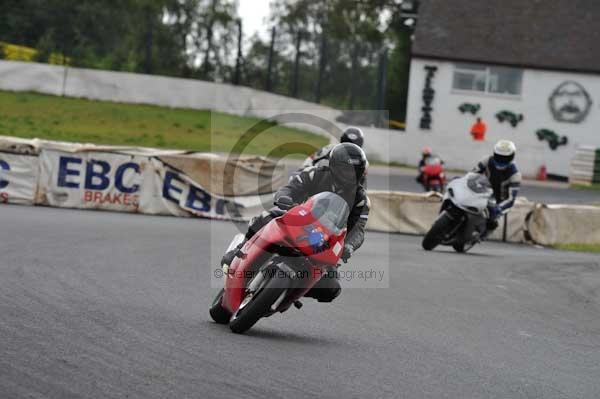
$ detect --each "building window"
[452,63,522,96]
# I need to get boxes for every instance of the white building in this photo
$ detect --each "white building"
[404,0,600,178]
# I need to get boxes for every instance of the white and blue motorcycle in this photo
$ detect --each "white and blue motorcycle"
[422,173,495,253]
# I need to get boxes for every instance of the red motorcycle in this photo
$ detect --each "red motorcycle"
[421,156,446,193]
[210,192,349,334]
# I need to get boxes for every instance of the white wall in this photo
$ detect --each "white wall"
[403,58,600,177]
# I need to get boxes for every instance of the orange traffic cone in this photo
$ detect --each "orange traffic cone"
[537,165,547,181]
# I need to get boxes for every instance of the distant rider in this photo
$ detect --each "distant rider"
[222,143,370,303]
[301,126,365,169]
[416,146,437,184]
[472,140,521,234]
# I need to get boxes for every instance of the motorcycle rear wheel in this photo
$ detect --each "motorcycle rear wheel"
[422,212,453,251]
[229,275,288,334]
[209,288,231,324]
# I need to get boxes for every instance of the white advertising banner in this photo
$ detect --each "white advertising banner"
[38,150,152,212]
[37,149,270,221]
[143,157,271,220]
[0,152,38,205]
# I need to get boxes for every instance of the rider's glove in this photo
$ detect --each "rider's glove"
[489,206,502,220]
[341,244,353,263]
[275,195,294,210]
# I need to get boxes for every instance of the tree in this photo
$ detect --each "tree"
[264,0,394,108]
[242,33,270,89]
[0,0,414,119]
[0,0,238,78]
[386,29,412,121]
[192,0,237,80]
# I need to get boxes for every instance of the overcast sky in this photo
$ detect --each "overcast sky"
[238,0,272,40]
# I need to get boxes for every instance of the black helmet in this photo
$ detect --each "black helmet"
[340,127,364,147]
[329,143,368,188]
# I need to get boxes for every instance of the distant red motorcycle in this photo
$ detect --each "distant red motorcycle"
[421,156,446,193]
[210,192,348,334]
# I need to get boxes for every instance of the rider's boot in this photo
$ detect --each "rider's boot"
[220,240,246,266]
[481,219,499,241]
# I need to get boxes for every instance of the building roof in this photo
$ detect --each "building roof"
[412,0,600,74]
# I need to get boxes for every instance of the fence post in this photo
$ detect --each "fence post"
[291,31,302,98]
[61,66,69,97]
[144,6,154,74]
[265,27,276,92]
[233,19,243,85]
[375,48,388,127]
[349,44,359,110]
[315,33,327,103]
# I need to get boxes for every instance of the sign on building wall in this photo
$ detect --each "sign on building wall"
[548,81,593,123]
[420,65,438,130]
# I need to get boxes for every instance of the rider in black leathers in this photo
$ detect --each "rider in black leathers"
[301,126,365,169]
[221,143,370,303]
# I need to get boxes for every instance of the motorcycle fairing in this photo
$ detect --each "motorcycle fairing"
[221,193,348,315]
[444,173,493,215]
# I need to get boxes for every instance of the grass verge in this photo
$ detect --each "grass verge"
[553,243,600,253]
[0,90,328,157]
[571,183,600,192]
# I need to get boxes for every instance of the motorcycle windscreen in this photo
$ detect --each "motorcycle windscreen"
[448,173,493,213]
[310,192,350,235]
[466,173,492,194]
[425,156,442,166]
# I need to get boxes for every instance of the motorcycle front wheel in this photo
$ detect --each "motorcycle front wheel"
[422,211,454,251]
[229,274,289,334]
[453,240,478,253]
[209,288,231,324]
[452,243,466,253]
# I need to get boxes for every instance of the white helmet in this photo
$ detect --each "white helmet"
[493,140,516,168]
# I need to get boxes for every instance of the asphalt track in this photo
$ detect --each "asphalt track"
[2,204,600,399]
